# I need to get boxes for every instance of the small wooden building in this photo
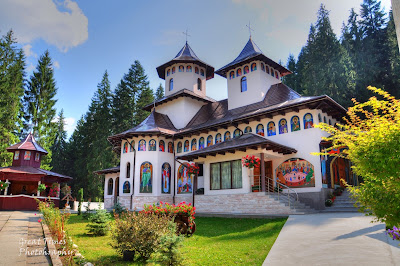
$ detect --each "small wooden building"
[0,133,72,210]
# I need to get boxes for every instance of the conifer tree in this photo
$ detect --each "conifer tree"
[24,50,58,169]
[155,83,164,100]
[283,54,299,92]
[385,10,400,98]
[50,109,67,174]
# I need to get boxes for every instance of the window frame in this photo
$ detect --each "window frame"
[210,159,242,190]
[241,76,247,92]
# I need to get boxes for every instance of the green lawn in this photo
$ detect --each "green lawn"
[66,214,286,265]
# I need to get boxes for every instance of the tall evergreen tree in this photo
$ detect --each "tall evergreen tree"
[24,50,58,169]
[0,30,26,166]
[155,83,164,100]
[283,54,299,92]
[50,109,67,174]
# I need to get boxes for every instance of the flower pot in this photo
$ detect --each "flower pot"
[123,250,135,261]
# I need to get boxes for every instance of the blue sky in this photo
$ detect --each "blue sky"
[0,0,392,137]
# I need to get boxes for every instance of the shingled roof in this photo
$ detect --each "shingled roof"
[94,166,120,175]
[0,166,72,181]
[6,133,48,154]
[215,38,291,78]
[156,42,214,80]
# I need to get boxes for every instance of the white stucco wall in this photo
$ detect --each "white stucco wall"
[164,63,207,97]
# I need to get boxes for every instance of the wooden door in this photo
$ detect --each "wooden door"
[265,161,273,192]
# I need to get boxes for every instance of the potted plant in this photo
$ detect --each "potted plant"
[0,180,9,191]
[242,155,260,185]
[49,183,60,197]
[37,183,46,196]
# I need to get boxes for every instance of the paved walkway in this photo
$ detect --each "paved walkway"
[0,211,49,266]
[264,212,400,266]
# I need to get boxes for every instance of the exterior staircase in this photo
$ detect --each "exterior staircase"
[323,189,359,212]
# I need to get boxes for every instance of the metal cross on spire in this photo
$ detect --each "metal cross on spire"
[246,22,254,38]
[183,29,191,43]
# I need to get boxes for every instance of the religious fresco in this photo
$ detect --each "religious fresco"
[267,122,276,136]
[200,69,205,76]
[304,113,314,129]
[140,162,152,193]
[207,135,213,147]
[251,63,257,71]
[35,153,40,162]
[159,140,165,152]
[195,67,199,74]
[187,65,192,72]
[215,133,222,143]
[233,129,241,138]
[184,140,189,152]
[149,139,156,151]
[191,139,197,151]
[177,163,193,194]
[123,142,128,153]
[199,137,205,149]
[261,63,265,71]
[167,69,170,76]
[123,181,131,193]
[14,151,19,160]
[244,65,249,74]
[244,126,252,133]
[237,68,242,77]
[256,124,265,136]
[275,71,279,79]
[138,140,146,151]
[224,131,231,141]
[177,142,182,153]
[172,67,175,74]
[161,163,171,194]
[291,116,301,132]
[229,71,235,79]
[279,119,288,134]
[179,65,184,72]
[271,69,275,77]
[24,151,31,160]
[130,141,135,152]
[168,142,173,153]
[266,66,270,74]
[276,158,315,188]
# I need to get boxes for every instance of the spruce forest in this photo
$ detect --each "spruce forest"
[0,0,398,200]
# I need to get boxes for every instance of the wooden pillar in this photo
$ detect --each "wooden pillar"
[260,153,266,192]
[5,179,9,195]
[37,181,41,196]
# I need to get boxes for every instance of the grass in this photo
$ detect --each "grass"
[66,214,286,265]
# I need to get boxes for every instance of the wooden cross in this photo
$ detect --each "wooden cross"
[246,22,254,38]
[183,29,191,43]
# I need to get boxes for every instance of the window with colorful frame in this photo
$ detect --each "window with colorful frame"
[261,63,265,72]
[244,126,252,133]
[187,65,192,72]
[224,131,231,141]
[168,142,173,153]
[24,151,31,160]
[244,65,249,74]
[200,69,205,76]
[279,119,288,134]
[161,162,171,194]
[215,133,222,144]
[207,135,213,147]
[126,162,131,178]
[290,116,301,132]
[123,181,130,194]
[256,124,265,136]
[241,77,247,92]
[167,69,170,76]
[107,179,113,195]
[130,140,135,152]
[14,151,19,160]
[35,153,40,162]
[199,137,205,149]
[236,68,242,77]
[149,139,156,151]
[233,129,241,138]
[191,139,197,151]
[184,140,189,152]
[159,140,165,152]
[172,66,176,74]
[267,122,276,136]
[195,67,199,74]
[229,71,235,79]
[138,139,146,151]
[123,142,128,153]
[303,113,314,129]
[169,78,173,91]
[177,142,183,153]
[179,65,184,72]
[251,63,257,71]
[140,162,152,193]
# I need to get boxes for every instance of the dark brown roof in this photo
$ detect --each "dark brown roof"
[0,166,72,180]
[156,42,215,80]
[215,38,291,78]
[176,133,297,161]
[7,133,48,154]
[143,89,216,112]
[94,166,120,175]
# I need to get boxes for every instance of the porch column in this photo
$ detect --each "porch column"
[5,179,9,195]
[260,153,266,192]
[57,183,60,198]
[37,181,41,196]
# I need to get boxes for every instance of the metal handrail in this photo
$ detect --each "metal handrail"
[276,181,299,203]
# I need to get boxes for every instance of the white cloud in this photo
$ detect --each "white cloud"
[64,117,76,137]
[53,60,60,69]
[22,44,37,58]
[0,0,88,52]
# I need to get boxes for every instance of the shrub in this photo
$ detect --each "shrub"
[77,188,83,215]
[325,199,333,207]
[113,201,126,215]
[387,226,400,241]
[151,221,184,265]
[111,211,172,262]
[83,201,91,219]
[87,207,111,236]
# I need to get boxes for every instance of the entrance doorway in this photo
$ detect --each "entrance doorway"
[253,160,273,192]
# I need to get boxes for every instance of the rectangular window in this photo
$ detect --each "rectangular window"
[24,151,31,160]
[210,159,242,190]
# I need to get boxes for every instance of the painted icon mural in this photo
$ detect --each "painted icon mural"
[14,151,19,160]
[191,139,197,151]
[207,135,213,147]
[291,116,301,132]
[184,140,189,152]
[24,151,31,160]
[187,65,192,72]
[140,162,152,193]
[251,63,257,71]
[161,163,171,194]
[123,181,130,193]
[149,139,156,151]
[35,153,40,162]
[266,66,270,74]
[159,140,165,152]
[199,137,205,149]
[275,71,279,79]
[172,67,175,74]
[177,163,193,194]
[244,65,249,74]
[138,140,146,151]
[233,129,241,138]
[261,63,265,71]
[167,69,170,76]
[279,119,288,134]
[195,67,199,74]
[237,68,242,77]
[267,122,276,136]
[130,141,135,152]
[215,133,222,144]
[256,124,265,136]
[168,142,173,153]
[276,158,315,188]
[229,71,235,79]
[244,126,252,133]
[177,142,182,153]
[304,113,314,129]
[123,142,128,153]
[179,65,184,72]
[224,131,231,141]
[200,69,205,76]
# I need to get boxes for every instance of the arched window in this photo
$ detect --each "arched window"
[179,65,184,72]
[267,122,276,136]
[291,116,301,132]
[169,78,173,91]
[323,116,327,123]
[168,142,173,153]
[266,66,270,74]
[197,78,202,91]
[166,69,170,76]
[130,140,135,152]
[261,63,265,72]
[256,124,264,136]
[229,71,235,79]
[199,137,205,149]
[271,69,274,77]
[172,67,175,74]
[195,67,199,74]
[123,181,130,194]
[275,71,279,79]
[329,119,332,125]
[237,68,242,77]
[126,162,130,178]
[233,129,241,138]
[159,140,165,152]
[184,140,189,152]
[279,119,288,134]
[241,77,247,92]
[244,65,249,74]
[187,65,192,72]
[35,153,40,162]
[200,69,205,76]
[251,63,257,71]
[215,133,222,144]
[138,140,146,151]
[149,139,156,151]
[318,113,322,123]
[24,151,31,160]
[244,126,252,133]
[123,142,128,153]
[224,131,231,141]
[177,142,182,153]
[161,163,171,194]
[107,179,113,195]
[207,135,213,147]
[191,139,197,151]
[140,162,152,193]
[304,113,314,129]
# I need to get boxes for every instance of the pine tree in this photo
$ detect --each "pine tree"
[283,54,299,92]
[0,30,26,166]
[24,50,58,170]
[155,83,164,100]
[50,109,67,174]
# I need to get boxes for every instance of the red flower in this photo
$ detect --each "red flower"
[38,218,42,223]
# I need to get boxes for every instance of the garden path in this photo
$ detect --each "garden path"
[264,212,400,266]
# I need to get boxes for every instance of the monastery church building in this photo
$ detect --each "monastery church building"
[97,37,356,214]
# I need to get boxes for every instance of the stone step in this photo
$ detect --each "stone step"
[323,207,359,212]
